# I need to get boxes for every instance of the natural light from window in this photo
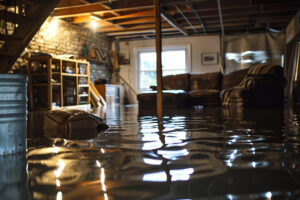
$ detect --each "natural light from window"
[138,49,187,91]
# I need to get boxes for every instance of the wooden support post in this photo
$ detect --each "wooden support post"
[154,0,163,118]
[217,0,226,72]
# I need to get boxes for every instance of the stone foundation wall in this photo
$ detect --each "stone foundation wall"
[13,17,112,82]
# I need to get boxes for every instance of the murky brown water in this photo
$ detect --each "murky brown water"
[2,105,300,199]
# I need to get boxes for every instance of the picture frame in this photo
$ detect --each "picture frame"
[201,52,219,65]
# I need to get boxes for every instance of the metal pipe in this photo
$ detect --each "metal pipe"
[175,5,197,33]
[187,3,207,33]
[217,0,224,36]
[160,11,188,36]
[217,0,225,71]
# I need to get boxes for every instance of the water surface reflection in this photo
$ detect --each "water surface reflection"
[24,105,300,199]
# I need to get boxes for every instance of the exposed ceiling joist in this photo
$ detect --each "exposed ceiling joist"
[90,14,125,29]
[80,0,120,16]
[160,11,188,36]
[53,4,154,18]
[175,5,197,33]
[118,17,155,25]
[186,2,207,33]
[106,24,202,36]
[53,3,109,18]
[54,0,298,40]
[72,9,154,23]
[217,0,224,35]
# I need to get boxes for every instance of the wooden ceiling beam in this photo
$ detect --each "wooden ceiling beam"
[53,3,109,18]
[56,0,86,9]
[83,19,125,29]
[106,9,154,21]
[53,5,154,18]
[118,17,155,25]
[105,24,202,36]
[72,9,154,23]
[80,0,120,16]
[95,22,169,33]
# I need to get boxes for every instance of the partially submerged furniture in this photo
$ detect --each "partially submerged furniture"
[138,73,190,108]
[221,64,285,108]
[137,63,285,108]
[44,109,109,139]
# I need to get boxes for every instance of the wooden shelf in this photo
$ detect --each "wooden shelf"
[62,73,77,77]
[79,84,89,87]
[78,74,89,77]
[27,56,90,111]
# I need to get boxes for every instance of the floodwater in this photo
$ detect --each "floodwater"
[2,105,300,199]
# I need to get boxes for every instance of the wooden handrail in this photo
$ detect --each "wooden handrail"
[118,74,137,96]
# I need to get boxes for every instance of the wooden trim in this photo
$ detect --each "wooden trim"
[48,59,52,110]
[60,59,63,107]
[76,62,79,105]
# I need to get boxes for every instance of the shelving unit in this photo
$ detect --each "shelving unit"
[27,55,90,111]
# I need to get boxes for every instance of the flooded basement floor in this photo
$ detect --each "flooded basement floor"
[3,105,300,199]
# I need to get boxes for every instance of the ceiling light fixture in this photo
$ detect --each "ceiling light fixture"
[91,20,97,31]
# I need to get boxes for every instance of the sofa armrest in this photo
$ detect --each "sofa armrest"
[149,85,157,90]
[241,75,285,90]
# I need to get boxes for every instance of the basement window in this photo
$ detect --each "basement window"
[137,47,187,91]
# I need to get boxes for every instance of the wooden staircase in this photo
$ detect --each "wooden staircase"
[0,0,60,73]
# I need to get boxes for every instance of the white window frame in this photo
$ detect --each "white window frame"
[136,45,191,92]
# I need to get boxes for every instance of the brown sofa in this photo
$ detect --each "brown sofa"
[137,63,284,108]
[221,64,285,108]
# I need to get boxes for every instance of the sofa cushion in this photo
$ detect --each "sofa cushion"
[162,73,190,91]
[138,90,187,102]
[163,75,175,90]
[190,72,222,90]
[172,73,190,91]
[222,68,249,90]
[189,89,220,98]
[137,90,189,108]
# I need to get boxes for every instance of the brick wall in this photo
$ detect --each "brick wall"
[13,17,112,82]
